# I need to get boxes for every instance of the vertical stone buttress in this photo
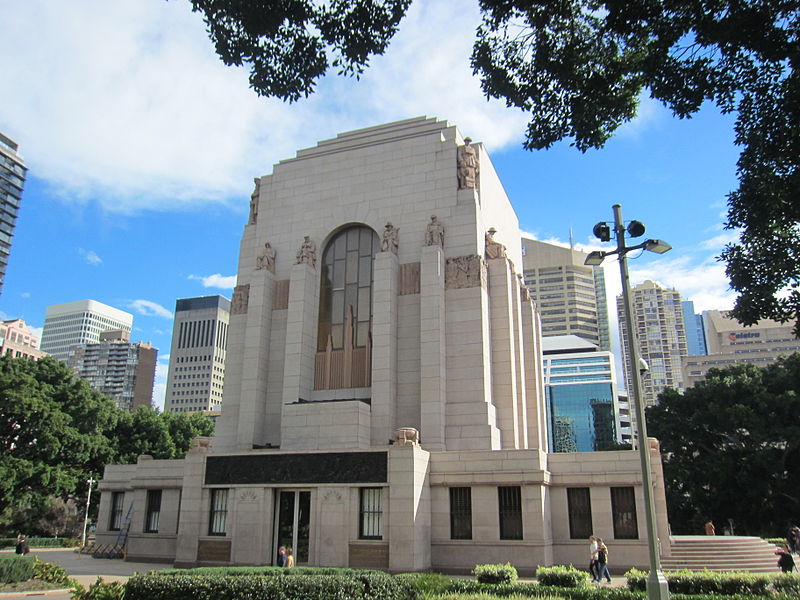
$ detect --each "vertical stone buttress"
[419,244,446,451]
[371,251,399,446]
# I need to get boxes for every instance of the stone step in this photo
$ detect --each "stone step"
[660,536,782,574]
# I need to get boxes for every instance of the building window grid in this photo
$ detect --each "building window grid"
[144,489,161,533]
[449,487,473,540]
[359,487,383,539]
[498,486,523,540]
[209,488,229,536]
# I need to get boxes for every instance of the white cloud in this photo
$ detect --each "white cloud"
[698,230,739,251]
[29,326,43,339]
[129,299,173,319]
[20,292,30,298]
[78,248,102,265]
[0,0,531,213]
[189,274,237,289]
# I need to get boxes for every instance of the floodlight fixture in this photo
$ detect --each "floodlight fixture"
[584,251,606,266]
[644,239,672,254]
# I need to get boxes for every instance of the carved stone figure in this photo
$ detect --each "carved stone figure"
[425,215,444,247]
[249,178,260,224]
[381,222,399,254]
[231,284,250,315]
[256,242,276,272]
[485,228,507,259]
[457,137,479,189]
[189,437,212,454]
[394,427,420,446]
[445,255,485,289]
[518,273,531,301]
[296,235,317,267]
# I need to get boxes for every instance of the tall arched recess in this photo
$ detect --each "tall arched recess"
[314,225,379,390]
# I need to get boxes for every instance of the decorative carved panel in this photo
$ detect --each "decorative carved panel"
[399,262,420,295]
[231,284,250,315]
[349,543,389,569]
[273,279,290,309]
[445,254,485,289]
[205,452,388,485]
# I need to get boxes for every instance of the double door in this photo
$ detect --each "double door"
[273,490,310,565]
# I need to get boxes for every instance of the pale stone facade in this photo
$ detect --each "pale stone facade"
[95,118,670,573]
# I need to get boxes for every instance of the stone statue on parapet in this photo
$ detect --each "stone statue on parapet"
[457,137,479,189]
[381,222,399,254]
[256,242,276,272]
[249,178,260,224]
[296,235,317,267]
[425,215,444,247]
[485,228,507,259]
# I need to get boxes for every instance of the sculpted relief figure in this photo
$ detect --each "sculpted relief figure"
[457,137,479,189]
[256,242,276,272]
[249,178,260,224]
[381,222,399,254]
[425,215,444,247]
[231,284,250,315]
[296,235,317,268]
[485,227,507,259]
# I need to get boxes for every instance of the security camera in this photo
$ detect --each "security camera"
[638,357,649,375]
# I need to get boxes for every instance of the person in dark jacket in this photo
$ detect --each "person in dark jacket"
[15,535,29,555]
[776,546,796,573]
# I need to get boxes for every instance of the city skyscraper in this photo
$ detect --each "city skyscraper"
[0,133,28,295]
[617,280,688,405]
[542,335,620,452]
[68,329,157,412]
[682,310,800,387]
[164,295,230,414]
[521,237,610,350]
[40,300,134,362]
[681,300,708,356]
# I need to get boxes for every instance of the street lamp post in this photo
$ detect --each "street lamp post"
[585,204,671,600]
[81,477,96,548]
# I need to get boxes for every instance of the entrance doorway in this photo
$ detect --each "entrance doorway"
[274,490,311,565]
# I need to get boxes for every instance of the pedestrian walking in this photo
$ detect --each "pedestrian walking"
[588,535,599,581]
[594,540,612,583]
[14,535,29,555]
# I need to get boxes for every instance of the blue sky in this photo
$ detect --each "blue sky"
[0,0,740,408]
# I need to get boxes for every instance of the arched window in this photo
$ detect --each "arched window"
[315,226,379,389]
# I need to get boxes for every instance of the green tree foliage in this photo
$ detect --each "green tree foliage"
[0,356,118,531]
[188,0,800,332]
[0,356,214,534]
[647,353,800,535]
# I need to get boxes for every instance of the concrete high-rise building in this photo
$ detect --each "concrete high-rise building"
[681,300,707,356]
[617,280,688,405]
[69,330,158,412]
[164,295,230,414]
[542,335,620,452]
[0,319,45,360]
[681,310,800,387]
[97,118,670,573]
[522,238,610,350]
[40,300,134,362]
[0,133,28,295]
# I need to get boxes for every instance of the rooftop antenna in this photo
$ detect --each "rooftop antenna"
[569,226,574,250]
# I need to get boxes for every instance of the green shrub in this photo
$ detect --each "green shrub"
[473,563,518,585]
[0,537,78,549]
[772,573,800,594]
[765,538,786,547]
[153,565,382,577]
[71,577,126,600]
[0,555,36,584]
[33,558,70,584]
[625,569,773,595]
[125,572,419,600]
[396,572,455,597]
[536,565,590,588]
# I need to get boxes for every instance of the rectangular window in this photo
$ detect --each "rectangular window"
[359,487,383,539]
[611,487,639,539]
[109,492,124,531]
[567,488,593,539]
[449,487,472,540]
[498,486,523,540]
[209,489,229,536]
[144,490,161,533]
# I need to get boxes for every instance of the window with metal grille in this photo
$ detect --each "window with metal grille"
[567,488,593,539]
[449,487,472,540]
[144,490,161,533]
[611,487,639,539]
[359,487,383,539]
[109,492,124,531]
[208,488,228,536]
[498,486,523,540]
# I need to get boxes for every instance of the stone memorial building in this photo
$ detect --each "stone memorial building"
[95,117,670,573]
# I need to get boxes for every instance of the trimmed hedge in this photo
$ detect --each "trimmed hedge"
[125,571,419,600]
[625,569,773,595]
[473,563,519,584]
[536,565,591,588]
[0,536,78,549]
[0,555,36,584]
[772,574,800,594]
[154,565,382,578]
